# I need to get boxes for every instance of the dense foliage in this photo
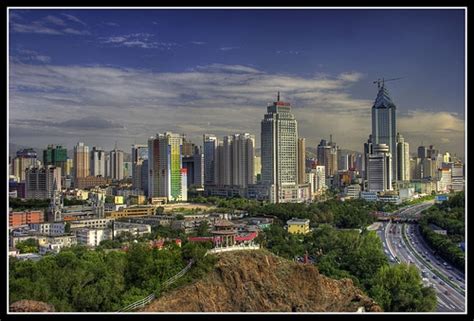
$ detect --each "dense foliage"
[9,198,50,210]
[15,239,39,254]
[418,192,465,270]
[369,264,438,312]
[9,242,216,312]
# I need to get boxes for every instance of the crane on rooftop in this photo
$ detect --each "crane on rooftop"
[373,77,403,89]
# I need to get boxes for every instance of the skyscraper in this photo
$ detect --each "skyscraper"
[261,93,299,203]
[371,84,397,181]
[73,142,90,180]
[90,146,106,177]
[131,144,148,190]
[367,144,392,192]
[148,132,186,201]
[43,145,67,175]
[203,134,218,186]
[418,145,427,159]
[317,137,338,178]
[230,133,255,187]
[12,148,38,182]
[25,165,62,199]
[297,138,306,184]
[363,135,373,181]
[396,133,410,181]
[109,149,124,180]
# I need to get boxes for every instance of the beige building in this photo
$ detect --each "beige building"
[298,138,306,185]
[74,142,90,179]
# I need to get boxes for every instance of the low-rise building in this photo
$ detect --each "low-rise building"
[9,210,44,227]
[360,191,378,202]
[29,222,65,236]
[113,222,151,238]
[286,218,310,235]
[76,228,111,247]
[344,184,361,199]
[106,206,156,218]
[68,218,112,230]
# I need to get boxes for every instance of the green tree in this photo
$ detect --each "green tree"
[15,238,39,253]
[369,264,437,312]
[155,206,165,215]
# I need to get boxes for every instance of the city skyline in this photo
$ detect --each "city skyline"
[8,8,466,158]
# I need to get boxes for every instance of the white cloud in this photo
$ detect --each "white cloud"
[219,46,239,51]
[100,34,177,49]
[8,62,465,156]
[10,14,89,36]
[61,13,87,26]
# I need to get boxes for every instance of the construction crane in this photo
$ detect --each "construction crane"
[373,77,403,89]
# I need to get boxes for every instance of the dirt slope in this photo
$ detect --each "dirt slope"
[142,249,382,312]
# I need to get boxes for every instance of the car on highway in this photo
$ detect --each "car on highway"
[439,281,445,285]
[444,290,450,296]
[460,285,465,290]
[456,277,463,282]
[426,259,431,262]
[449,276,454,281]
[432,275,437,279]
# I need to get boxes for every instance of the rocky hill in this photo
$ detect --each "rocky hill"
[10,300,55,312]
[142,249,382,312]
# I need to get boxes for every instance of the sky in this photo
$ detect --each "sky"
[8,8,466,158]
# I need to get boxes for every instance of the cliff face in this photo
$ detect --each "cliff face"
[142,250,382,312]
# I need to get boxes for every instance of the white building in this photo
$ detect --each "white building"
[367,144,392,192]
[344,184,361,199]
[261,93,300,203]
[76,228,111,247]
[396,133,410,181]
[90,147,106,177]
[437,168,452,193]
[109,149,124,180]
[29,222,65,236]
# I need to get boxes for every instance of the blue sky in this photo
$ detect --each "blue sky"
[8,8,466,157]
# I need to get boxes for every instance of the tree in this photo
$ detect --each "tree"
[196,221,211,236]
[176,214,185,220]
[15,238,39,253]
[155,206,165,215]
[369,264,437,312]
[65,222,71,233]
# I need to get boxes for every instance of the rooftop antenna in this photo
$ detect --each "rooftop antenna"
[114,140,118,150]
[329,134,333,144]
[373,77,403,89]
[277,91,280,102]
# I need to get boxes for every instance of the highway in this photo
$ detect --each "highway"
[375,201,466,313]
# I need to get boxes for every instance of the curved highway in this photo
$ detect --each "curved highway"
[376,201,465,312]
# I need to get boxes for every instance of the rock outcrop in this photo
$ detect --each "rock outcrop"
[10,300,56,312]
[142,249,382,312]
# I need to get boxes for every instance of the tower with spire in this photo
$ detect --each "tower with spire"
[49,178,63,222]
[371,83,398,182]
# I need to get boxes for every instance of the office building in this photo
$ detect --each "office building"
[25,165,62,199]
[131,144,148,191]
[371,83,397,181]
[73,142,90,180]
[396,133,410,181]
[317,136,338,178]
[367,144,392,192]
[437,168,452,193]
[261,93,300,203]
[363,135,373,180]
[451,162,464,191]
[297,138,306,184]
[182,151,204,188]
[254,156,261,182]
[109,149,124,180]
[90,146,106,177]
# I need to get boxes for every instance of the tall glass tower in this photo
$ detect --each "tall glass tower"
[261,92,298,203]
[371,84,397,181]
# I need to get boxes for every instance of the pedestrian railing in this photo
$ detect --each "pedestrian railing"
[117,259,194,312]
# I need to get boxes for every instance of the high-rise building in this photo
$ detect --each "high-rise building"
[418,145,427,159]
[25,165,61,199]
[109,149,124,180]
[12,148,38,182]
[367,144,392,192]
[182,150,204,188]
[43,145,67,175]
[261,92,299,203]
[73,142,90,180]
[451,162,464,191]
[396,133,410,181]
[339,153,349,172]
[317,137,338,178]
[203,134,218,186]
[141,159,149,195]
[131,144,149,191]
[422,158,434,179]
[363,135,373,181]
[90,146,106,177]
[297,138,306,184]
[182,136,195,157]
[123,162,132,178]
[307,165,326,195]
[148,132,187,202]
[443,152,451,163]
[427,145,439,159]
[65,158,73,176]
[371,84,397,181]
